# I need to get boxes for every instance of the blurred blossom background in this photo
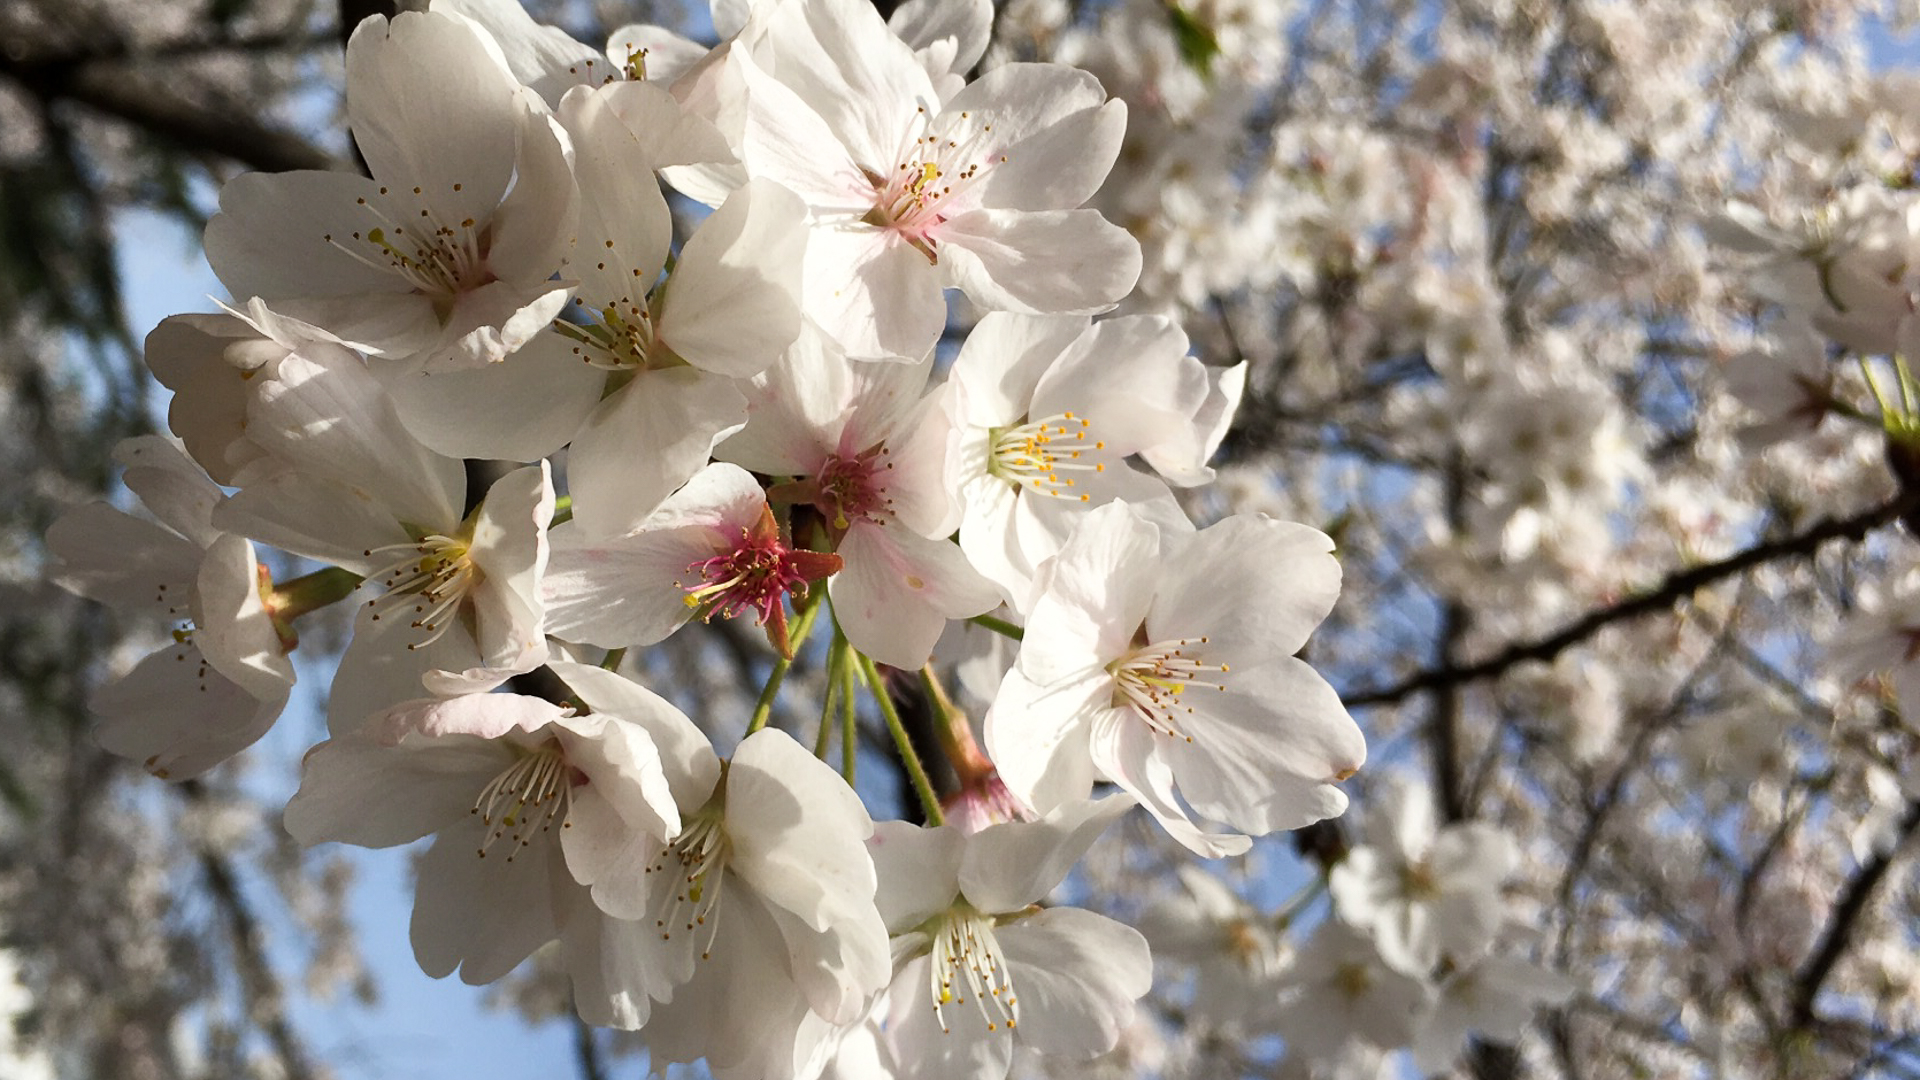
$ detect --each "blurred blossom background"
[7,0,1920,1077]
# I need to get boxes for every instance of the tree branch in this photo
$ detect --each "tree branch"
[1788,798,1920,1029]
[1343,496,1912,709]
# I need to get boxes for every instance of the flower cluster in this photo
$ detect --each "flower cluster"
[48,1,1371,1076]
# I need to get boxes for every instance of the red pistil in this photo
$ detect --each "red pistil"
[681,505,841,658]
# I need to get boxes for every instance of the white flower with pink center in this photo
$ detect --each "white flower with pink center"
[707,0,1141,362]
[545,463,840,656]
[718,330,1000,668]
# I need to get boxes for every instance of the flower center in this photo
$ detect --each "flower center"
[816,446,895,530]
[1108,636,1231,742]
[471,742,576,861]
[323,183,495,302]
[865,106,1007,262]
[361,534,477,650]
[927,907,1019,1034]
[681,532,811,626]
[552,293,662,372]
[647,806,729,961]
[987,411,1109,501]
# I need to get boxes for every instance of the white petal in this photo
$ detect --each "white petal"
[982,667,1099,818]
[1148,513,1341,662]
[805,222,947,363]
[48,502,200,617]
[567,368,749,539]
[409,829,561,983]
[545,661,722,807]
[887,0,991,77]
[959,794,1134,913]
[831,522,1000,668]
[658,178,807,378]
[92,645,288,781]
[282,727,507,847]
[868,821,963,931]
[193,534,295,701]
[995,907,1151,1056]
[466,461,555,674]
[938,209,1140,316]
[382,331,604,462]
[115,435,226,549]
[728,729,879,933]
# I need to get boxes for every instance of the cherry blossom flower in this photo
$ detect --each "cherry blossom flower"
[944,311,1243,609]
[986,502,1364,856]
[1328,779,1517,976]
[710,0,1141,361]
[281,688,680,989]
[548,663,890,1071]
[866,796,1150,1080]
[544,463,840,657]
[204,9,577,372]
[718,328,1000,668]
[1274,921,1431,1062]
[48,438,294,779]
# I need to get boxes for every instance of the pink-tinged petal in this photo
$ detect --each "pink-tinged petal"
[193,535,295,701]
[727,729,878,933]
[597,76,734,165]
[1016,501,1160,686]
[409,829,562,983]
[204,171,412,300]
[949,312,1089,427]
[281,727,507,847]
[369,689,568,743]
[805,221,946,363]
[558,82,673,300]
[868,821,964,931]
[959,795,1135,913]
[995,906,1151,1056]
[733,53,875,214]
[382,331,604,462]
[1089,709,1251,858]
[982,667,1100,818]
[545,661,721,806]
[752,0,934,172]
[466,461,554,673]
[1163,657,1359,835]
[568,368,749,540]
[115,436,225,549]
[888,0,991,77]
[831,523,1000,668]
[937,209,1140,316]
[346,11,519,222]
[1148,514,1340,663]
[47,502,200,617]
[658,179,807,378]
[91,645,288,781]
[544,463,766,648]
[941,68,1120,211]
[484,99,579,286]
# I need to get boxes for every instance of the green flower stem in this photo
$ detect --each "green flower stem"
[270,566,364,621]
[858,652,944,825]
[600,647,627,672]
[841,649,859,785]
[967,612,1024,641]
[815,633,848,760]
[745,586,826,736]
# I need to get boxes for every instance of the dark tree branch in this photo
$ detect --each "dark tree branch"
[2,56,334,173]
[1788,798,1920,1029]
[1343,495,1914,709]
